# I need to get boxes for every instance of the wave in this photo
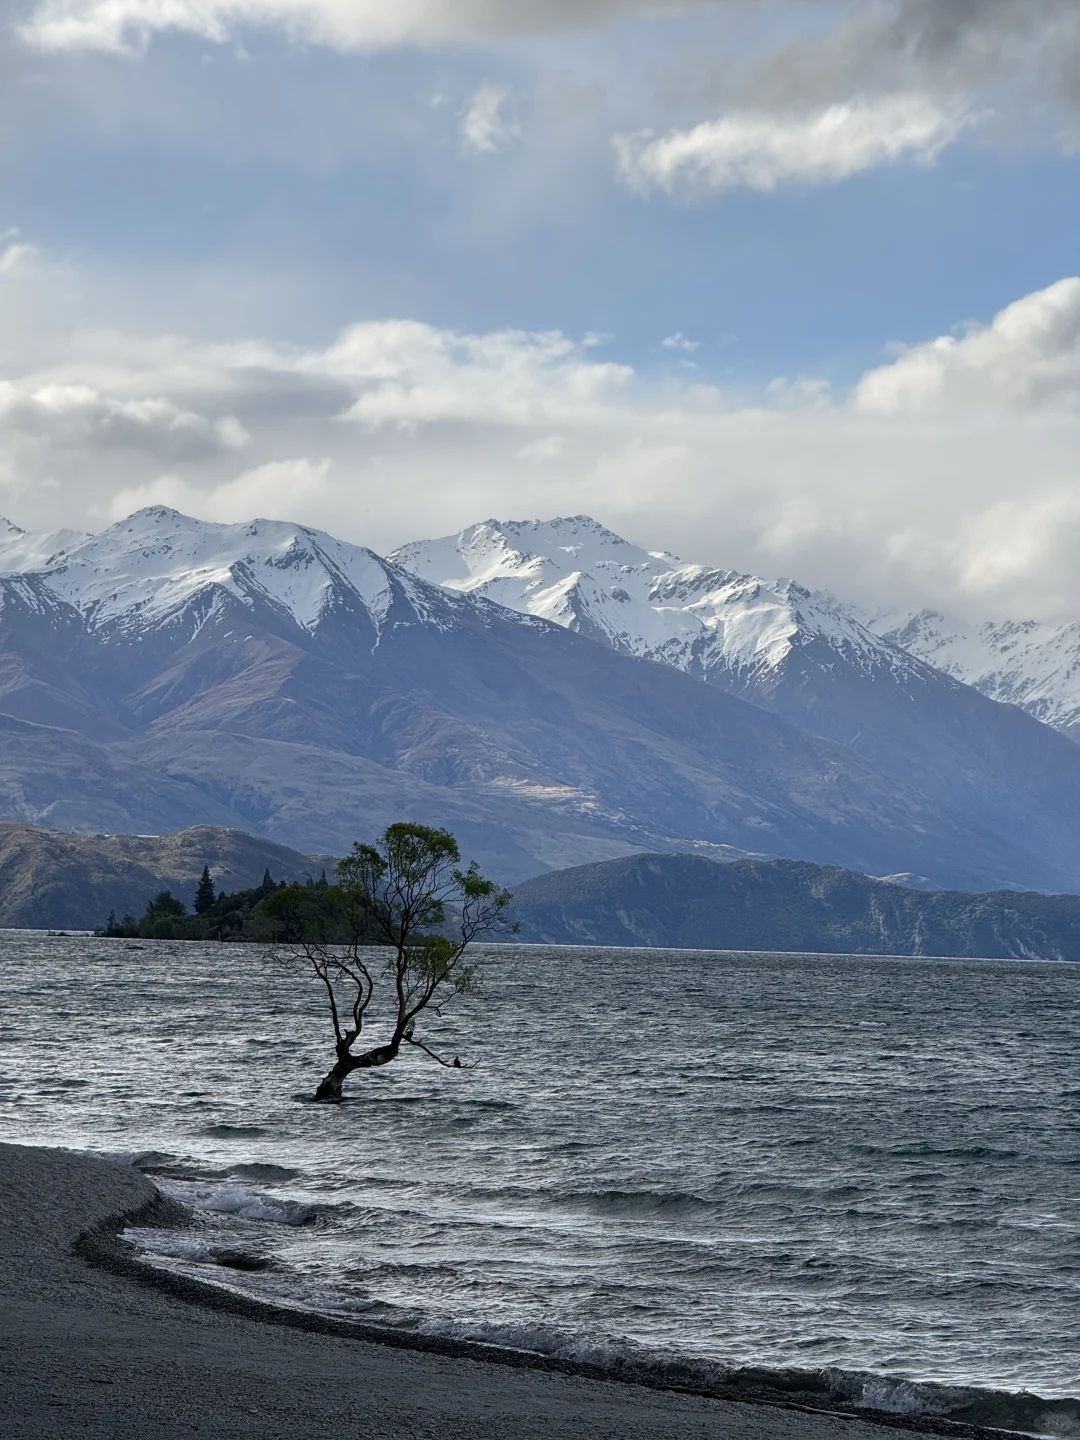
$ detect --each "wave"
[454,1183,721,1221]
[553,1187,717,1219]
[154,1178,324,1227]
[407,1316,1080,1437]
[123,1193,1080,1438]
[124,1196,1080,1440]
[199,1123,270,1138]
[227,1163,304,1184]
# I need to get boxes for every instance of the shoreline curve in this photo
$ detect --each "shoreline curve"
[0,1142,1033,1440]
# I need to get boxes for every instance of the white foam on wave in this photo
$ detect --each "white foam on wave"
[123,1227,214,1264]
[155,1177,317,1226]
[858,1377,937,1416]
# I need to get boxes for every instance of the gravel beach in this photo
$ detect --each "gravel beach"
[0,1142,991,1440]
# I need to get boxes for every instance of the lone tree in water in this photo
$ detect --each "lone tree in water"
[193,865,216,915]
[264,823,512,1103]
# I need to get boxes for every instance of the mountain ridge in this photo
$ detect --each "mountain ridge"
[859,606,1080,741]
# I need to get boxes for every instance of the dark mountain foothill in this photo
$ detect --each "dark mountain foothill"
[507,852,1080,961]
[0,822,324,930]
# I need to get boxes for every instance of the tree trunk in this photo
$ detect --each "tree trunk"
[313,1039,400,1103]
[313,1061,352,1103]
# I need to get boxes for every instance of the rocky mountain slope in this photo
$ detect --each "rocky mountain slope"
[1,506,1080,890]
[0,823,321,930]
[509,852,1080,960]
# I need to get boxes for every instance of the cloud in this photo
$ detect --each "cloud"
[4,289,1080,623]
[662,333,699,351]
[315,320,634,427]
[615,93,974,198]
[0,379,250,456]
[517,434,565,461]
[13,0,1080,171]
[854,277,1080,412]
[0,232,36,278]
[701,2,1080,125]
[18,0,714,54]
[461,83,519,155]
[766,375,832,410]
[110,456,332,524]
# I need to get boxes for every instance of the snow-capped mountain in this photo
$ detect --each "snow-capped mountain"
[862,608,1080,742]
[4,505,1080,891]
[394,517,1080,744]
[1,504,1029,888]
[0,508,434,640]
[392,516,914,688]
[0,519,87,574]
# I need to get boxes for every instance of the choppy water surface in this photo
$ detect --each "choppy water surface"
[1,934,1078,1433]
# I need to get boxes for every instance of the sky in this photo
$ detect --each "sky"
[2,0,1080,619]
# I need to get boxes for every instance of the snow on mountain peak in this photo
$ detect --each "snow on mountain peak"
[0,516,90,575]
[0,508,400,636]
[392,515,911,684]
[862,605,1080,739]
[5,504,1080,742]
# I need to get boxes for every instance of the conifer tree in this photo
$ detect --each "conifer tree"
[194,865,216,915]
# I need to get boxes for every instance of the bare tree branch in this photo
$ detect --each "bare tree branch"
[404,1032,477,1070]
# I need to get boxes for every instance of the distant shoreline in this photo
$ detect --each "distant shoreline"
[4,924,1077,965]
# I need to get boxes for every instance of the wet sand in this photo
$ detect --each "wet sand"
[0,1142,998,1439]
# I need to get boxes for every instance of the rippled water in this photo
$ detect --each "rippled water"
[1,933,1078,1434]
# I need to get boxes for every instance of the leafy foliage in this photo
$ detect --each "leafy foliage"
[97,867,329,942]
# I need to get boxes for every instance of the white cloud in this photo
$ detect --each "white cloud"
[110,456,332,524]
[662,332,699,351]
[18,0,711,54]
[517,434,565,461]
[615,93,974,198]
[0,231,36,278]
[4,289,1080,623]
[0,379,250,456]
[461,83,519,155]
[854,277,1080,413]
[766,375,832,410]
[315,320,633,427]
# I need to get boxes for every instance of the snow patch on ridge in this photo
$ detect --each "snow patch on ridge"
[860,605,1080,737]
[0,517,90,574]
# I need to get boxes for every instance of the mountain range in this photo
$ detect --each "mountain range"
[3,820,1079,960]
[1,506,1080,890]
[862,608,1080,742]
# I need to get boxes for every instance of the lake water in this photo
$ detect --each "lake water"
[1,933,1078,1435]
